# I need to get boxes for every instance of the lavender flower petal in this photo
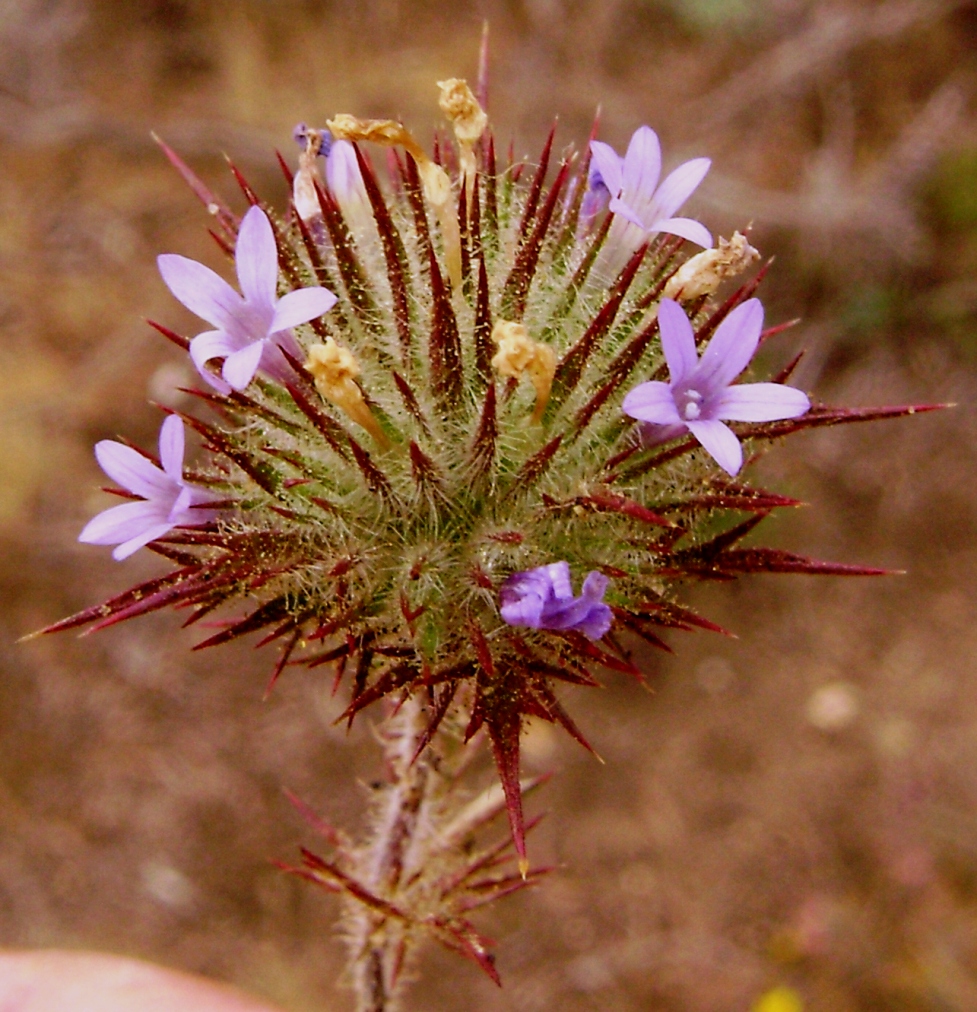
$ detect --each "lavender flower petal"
[114,522,178,561]
[652,216,713,249]
[235,205,279,313]
[327,140,372,231]
[717,383,811,422]
[588,140,624,199]
[94,442,171,500]
[157,254,246,333]
[499,571,548,628]
[270,287,338,333]
[158,414,185,482]
[652,158,711,220]
[621,381,683,425]
[222,341,265,391]
[189,330,242,394]
[574,590,613,639]
[621,126,661,217]
[79,500,171,546]
[607,196,647,231]
[326,140,364,199]
[696,298,764,389]
[686,418,744,475]
[657,297,698,383]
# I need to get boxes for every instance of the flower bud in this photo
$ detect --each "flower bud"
[326,140,373,236]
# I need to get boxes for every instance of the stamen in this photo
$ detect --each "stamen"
[490,321,557,424]
[680,389,703,420]
[305,339,390,449]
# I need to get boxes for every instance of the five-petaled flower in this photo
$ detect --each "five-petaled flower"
[158,205,337,393]
[589,126,712,278]
[79,415,221,560]
[622,297,811,476]
[500,562,612,641]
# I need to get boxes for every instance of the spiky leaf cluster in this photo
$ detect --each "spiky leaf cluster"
[280,695,548,995]
[44,122,934,857]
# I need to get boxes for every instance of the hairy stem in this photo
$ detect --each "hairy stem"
[347,694,430,1012]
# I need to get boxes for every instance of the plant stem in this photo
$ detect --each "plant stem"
[347,694,429,1012]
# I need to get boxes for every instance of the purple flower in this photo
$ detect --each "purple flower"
[590,126,712,278]
[622,297,811,476]
[79,416,222,560]
[500,562,612,641]
[158,205,337,393]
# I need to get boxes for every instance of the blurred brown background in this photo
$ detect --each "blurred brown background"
[2,1,977,1009]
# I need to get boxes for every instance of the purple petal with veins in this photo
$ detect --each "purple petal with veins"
[622,381,682,425]
[271,287,338,333]
[235,205,279,311]
[159,414,185,481]
[686,419,743,476]
[589,140,624,199]
[157,255,245,333]
[651,216,713,249]
[697,299,764,389]
[94,442,172,500]
[652,158,711,220]
[657,297,698,382]
[114,523,178,562]
[717,383,811,422]
[222,341,265,391]
[621,127,662,221]
[80,500,171,546]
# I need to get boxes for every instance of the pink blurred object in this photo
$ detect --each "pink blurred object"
[0,950,289,1012]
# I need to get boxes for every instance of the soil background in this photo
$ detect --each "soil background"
[2,1,977,1009]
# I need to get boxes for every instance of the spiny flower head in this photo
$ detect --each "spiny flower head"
[46,86,935,867]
